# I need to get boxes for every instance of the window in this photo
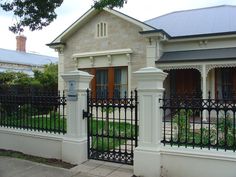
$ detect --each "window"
[216,68,236,99]
[114,68,128,98]
[84,67,128,98]
[96,69,108,98]
[96,22,107,38]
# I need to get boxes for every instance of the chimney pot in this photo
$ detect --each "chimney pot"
[16,35,27,52]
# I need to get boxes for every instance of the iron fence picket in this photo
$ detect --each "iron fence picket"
[160,92,236,152]
[0,91,66,134]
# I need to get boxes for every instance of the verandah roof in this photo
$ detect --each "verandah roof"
[157,47,236,63]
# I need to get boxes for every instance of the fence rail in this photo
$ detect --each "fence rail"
[0,91,66,134]
[160,92,236,151]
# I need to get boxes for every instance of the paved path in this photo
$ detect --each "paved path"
[0,156,133,177]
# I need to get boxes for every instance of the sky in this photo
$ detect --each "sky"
[0,0,236,57]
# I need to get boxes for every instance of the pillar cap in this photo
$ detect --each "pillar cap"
[134,67,168,82]
[61,70,94,82]
[134,67,164,74]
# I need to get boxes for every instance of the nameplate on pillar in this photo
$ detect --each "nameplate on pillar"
[67,80,78,101]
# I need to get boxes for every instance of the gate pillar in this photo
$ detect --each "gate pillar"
[133,67,167,177]
[61,70,93,164]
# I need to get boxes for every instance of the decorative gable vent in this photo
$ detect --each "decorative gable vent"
[96,22,107,38]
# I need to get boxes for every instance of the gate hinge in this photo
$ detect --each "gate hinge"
[83,110,91,119]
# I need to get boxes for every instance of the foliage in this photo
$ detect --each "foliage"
[89,119,135,151]
[0,63,58,89]
[0,64,58,117]
[93,0,127,9]
[101,106,116,135]
[33,63,58,88]
[16,104,38,117]
[1,0,63,33]
[217,114,235,147]
[0,71,31,86]
[171,109,236,149]
[0,113,66,132]
[0,0,127,33]
[173,109,192,142]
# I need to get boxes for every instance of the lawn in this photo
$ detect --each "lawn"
[0,114,66,133]
[89,119,137,151]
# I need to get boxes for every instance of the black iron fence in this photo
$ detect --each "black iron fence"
[0,91,66,134]
[160,92,236,151]
[86,90,138,165]
[0,85,58,95]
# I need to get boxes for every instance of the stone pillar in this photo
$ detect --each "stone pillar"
[146,44,156,67]
[58,51,65,92]
[61,70,93,164]
[133,67,168,177]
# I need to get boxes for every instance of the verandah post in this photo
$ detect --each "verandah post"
[61,70,93,164]
[133,67,168,177]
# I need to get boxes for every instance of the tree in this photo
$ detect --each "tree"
[93,0,127,9]
[0,63,58,89]
[0,0,127,34]
[33,63,58,88]
[0,71,31,86]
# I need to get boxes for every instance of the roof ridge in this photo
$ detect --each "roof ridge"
[145,5,236,23]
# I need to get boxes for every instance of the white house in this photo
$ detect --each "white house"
[48,5,236,99]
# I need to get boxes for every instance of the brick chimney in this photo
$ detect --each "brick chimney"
[16,35,27,52]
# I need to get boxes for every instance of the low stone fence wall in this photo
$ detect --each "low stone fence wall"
[0,127,63,159]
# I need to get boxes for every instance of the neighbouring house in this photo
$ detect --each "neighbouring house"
[0,35,57,76]
[48,5,236,100]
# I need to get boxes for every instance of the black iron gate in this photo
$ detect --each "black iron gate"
[84,89,138,165]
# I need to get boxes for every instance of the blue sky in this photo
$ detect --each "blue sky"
[0,0,236,57]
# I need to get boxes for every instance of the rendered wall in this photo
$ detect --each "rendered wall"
[161,148,236,177]
[0,128,63,159]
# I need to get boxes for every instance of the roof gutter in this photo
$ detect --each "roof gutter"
[46,42,65,47]
[156,57,236,64]
[140,29,171,39]
[140,30,236,41]
[170,31,236,40]
[46,42,66,52]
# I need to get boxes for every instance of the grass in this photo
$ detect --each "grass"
[0,149,76,169]
[0,115,66,132]
[89,119,137,151]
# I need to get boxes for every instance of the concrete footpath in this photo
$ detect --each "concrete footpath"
[0,156,134,177]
